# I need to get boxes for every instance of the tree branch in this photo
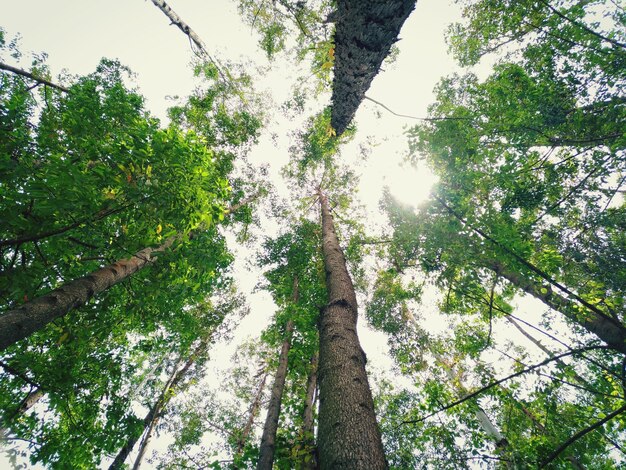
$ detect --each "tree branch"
[0,62,68,92]
[540,403,626,467]
[402,346,606,426]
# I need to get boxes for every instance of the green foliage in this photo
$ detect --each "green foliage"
[0,35,260,467]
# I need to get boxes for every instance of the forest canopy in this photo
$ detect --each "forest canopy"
[0,0,624,468]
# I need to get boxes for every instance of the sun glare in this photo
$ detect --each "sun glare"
[387,162,439,208]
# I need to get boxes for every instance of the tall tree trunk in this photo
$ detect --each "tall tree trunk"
[490,261,626,354]
[438,358,514,467]
[257,277,298,470]
[316,189,387,469]
[109,340,207,470]
[300,352,319,470]
[109,392,162,470]
[434,195,626,354]
[0,235,178,351]
[330,0,416,135]
[233,368,269,466]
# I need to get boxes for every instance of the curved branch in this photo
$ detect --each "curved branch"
[0,62,68,92]
[540,403,626,468]
[537,0,626,50]
[401,346,607,426]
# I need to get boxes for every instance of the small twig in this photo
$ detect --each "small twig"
[364,95,473,122]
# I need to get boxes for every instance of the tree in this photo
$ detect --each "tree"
[316,187,387,468]
[256,220,325,468]
[330,0,416,135]
[0,34,260,468]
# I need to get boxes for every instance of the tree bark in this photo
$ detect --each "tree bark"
[257,277,298,470]
[0,236,178,351]
[316,189,387,469]
[490,261,626,354]
[0,195,255,351]
[330,0,416,136]
[434,196,626,353]
[300,352,319,470]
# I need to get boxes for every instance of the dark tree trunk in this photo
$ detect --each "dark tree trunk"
[300,352,319,470]
[316,189,387,469]
[109,397,161,470]
[257,277,299,470]
[330,0,416,135]
[0,236,178,351]
[256,320,294,469]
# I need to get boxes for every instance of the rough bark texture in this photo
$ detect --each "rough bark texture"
[490,261,626,354]
[301,352,319,470]
[256,318,295,470]
[317,190,387,469]
[330,0,416,135]
[0,236,177,351]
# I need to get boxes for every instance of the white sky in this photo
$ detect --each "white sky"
[0,0,572,467]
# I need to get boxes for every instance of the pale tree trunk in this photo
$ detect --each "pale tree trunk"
[0,388,44,439]
[233,368,269,466]
[330,0,416,135]
[257,277,298,470]
[300,352,319,470]
[316,189,387,469]
[0,235,178,351]
[148,0,233,86]
[438,358,514,467]
[109,340,207,470]
[505,316,587,384]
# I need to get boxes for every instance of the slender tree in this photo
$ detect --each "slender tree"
[256,277,298,469]
[300,352,319,469]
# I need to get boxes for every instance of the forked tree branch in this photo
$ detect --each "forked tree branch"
[0,61,68,92]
